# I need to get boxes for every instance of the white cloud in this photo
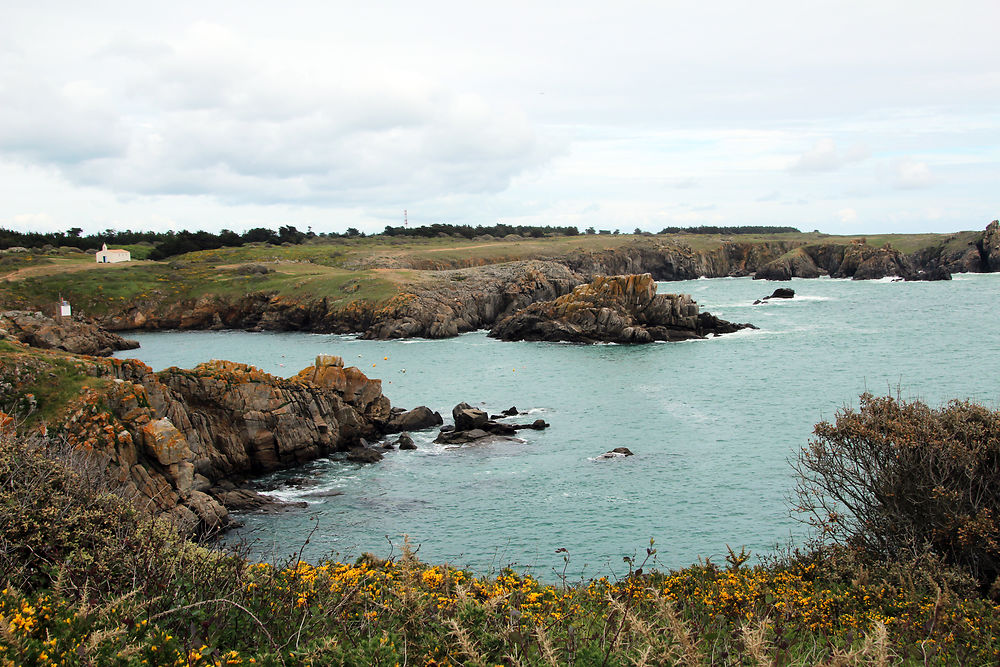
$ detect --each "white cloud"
[838,208,858,223]
[0,21,556,208]
[893,159,934,190]
[789,139,870,172]
[0,1,998,235]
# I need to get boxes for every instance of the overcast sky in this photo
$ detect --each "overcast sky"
[1,1,998,236]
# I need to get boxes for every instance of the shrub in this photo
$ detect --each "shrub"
[792,392,1000,589]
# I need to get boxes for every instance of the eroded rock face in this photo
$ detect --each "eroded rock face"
[362,261,581,339]
[488,274,755,344]
[0,311,139,356]
[834,244,908,280]
[981,221,1000,272]
[56,353,393,536]
[753,248,823,281]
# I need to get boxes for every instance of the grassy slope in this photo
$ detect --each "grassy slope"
[0,230,979,317]
[0,340,110,425]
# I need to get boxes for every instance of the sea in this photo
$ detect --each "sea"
[114,275,1000,580]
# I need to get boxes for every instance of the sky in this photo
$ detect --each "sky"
[1,0,998,237]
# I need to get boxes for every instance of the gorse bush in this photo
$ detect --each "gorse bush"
[793,392,1000,591]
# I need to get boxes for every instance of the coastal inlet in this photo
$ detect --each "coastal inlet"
[116,274,1000,578]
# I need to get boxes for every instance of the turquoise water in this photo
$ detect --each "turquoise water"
[115,275,1000,579]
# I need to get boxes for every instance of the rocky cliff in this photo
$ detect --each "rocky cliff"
[489,274,754,343]
[4,344,393,535]
[752,229,995,281]
[981,220,1000,272]
[363,261,580,338]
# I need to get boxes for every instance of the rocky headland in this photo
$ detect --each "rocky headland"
[489,273,755,343]
[0,341,410,535]
[751,224,1000,281]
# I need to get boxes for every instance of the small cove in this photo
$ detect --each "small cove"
[115,275,1000,579]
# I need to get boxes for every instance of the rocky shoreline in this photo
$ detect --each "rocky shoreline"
[85,222,1000,341]
[0,310,139,356]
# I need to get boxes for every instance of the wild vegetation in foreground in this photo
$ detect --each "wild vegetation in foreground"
[4,392,1000,665]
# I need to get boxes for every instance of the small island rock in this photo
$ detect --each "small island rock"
[488,274,755,344]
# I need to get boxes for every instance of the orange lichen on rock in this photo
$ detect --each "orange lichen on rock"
[140,418,191,466]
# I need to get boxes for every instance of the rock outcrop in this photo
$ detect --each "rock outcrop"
[362,261,581,339]
[385,406,444,433]
[489,274,755,344]
[48,351,394,535]
[980,221,1000,272]
[434,402,549,445]
[0,311,139,356]
[754,288,794,304]
[753,248,823,281]
[596,447,634,460]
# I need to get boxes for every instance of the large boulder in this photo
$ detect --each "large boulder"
[140,418,191,466]
[385,406,443,433]
[435,428,493,444]
[903,267,952,281]
[452,402,489,431]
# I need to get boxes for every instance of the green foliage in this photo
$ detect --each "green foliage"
[2,419,1000,664]
[0,346,105,424]
[793,392,1000,590]
[658,225,802,235]
[7,383,1000,663]
[381,222,579,239]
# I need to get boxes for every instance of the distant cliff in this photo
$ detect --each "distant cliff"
[86,222,1000,339]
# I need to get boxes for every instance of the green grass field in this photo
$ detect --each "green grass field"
[0,229,984,317]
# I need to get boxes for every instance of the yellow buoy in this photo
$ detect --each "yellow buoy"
[383,356,388,360]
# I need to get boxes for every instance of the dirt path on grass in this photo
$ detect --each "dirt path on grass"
[4,260,155,282]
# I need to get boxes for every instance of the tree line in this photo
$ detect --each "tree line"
[0,223,802,259]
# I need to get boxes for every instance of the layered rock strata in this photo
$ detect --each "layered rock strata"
[489,274,754,343]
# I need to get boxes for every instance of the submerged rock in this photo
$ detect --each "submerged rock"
[903,267,952,281]
[512,419,550,431]
[346,447,384,463]
[596,447,634,459]
[396,433,417,450]
[488,274,755,344]
[754,288,795,304]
